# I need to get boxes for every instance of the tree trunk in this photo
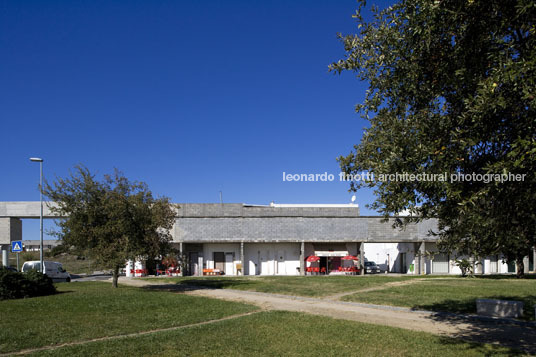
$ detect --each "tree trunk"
[516,259,524,278]
[112,266,120,287]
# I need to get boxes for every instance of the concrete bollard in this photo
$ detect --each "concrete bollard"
[476,298,524,318]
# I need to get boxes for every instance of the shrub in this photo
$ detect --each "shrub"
[454,258,481,277]
[162,255,178,268]
[48,244,70,257]
[24,269,57,297]
[21,251,37,261]
[0,268,30,300]
[0,268,56,300]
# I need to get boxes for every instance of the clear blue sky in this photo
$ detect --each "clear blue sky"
[1,0,387,240]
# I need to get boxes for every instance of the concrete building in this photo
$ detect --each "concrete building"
[1,201,534,275]
[174,202,435,276]
[22,240,61,252]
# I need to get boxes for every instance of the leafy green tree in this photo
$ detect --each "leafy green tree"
[330,0,535,276]
[44,166,177,287]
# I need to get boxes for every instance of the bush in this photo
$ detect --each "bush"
[24,270,57,297]
[48,244,71,257]
[454,258,481,277]
[0,268,31,300]
[21,251,37,262]
[0,268,56,300]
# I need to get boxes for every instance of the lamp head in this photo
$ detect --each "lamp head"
[29,157,43,162]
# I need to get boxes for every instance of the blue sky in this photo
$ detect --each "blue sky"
[0,0,385,240]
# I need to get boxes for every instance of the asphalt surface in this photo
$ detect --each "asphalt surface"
[70,274,113,282]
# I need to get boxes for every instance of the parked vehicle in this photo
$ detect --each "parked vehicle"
[364,261,381,274]
[21,261,71,282]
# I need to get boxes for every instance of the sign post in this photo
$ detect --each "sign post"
[11,241,23,271]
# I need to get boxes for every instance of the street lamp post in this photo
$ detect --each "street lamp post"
[30,157,44,273]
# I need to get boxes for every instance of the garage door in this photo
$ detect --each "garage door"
[432,254,449,274]
[489,256,498,273]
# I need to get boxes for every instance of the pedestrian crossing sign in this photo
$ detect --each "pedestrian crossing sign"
[11,241,23,253]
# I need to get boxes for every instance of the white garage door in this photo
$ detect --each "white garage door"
[432,254,449,274]
[489,256,498,273]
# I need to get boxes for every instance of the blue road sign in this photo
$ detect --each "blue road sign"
[11,241,23,253]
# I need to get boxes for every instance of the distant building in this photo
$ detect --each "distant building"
[23,240,60,252]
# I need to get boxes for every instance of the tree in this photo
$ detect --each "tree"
[330,0,535,276]
[44,166,177,287]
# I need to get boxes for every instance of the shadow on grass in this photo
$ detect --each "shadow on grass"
[419,297,536,354]
[413,295,536,321]
[474,274,536,280]
[436,335,527,356]
[142,278,257,293]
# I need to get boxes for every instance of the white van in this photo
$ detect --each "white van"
[21,261,71,282]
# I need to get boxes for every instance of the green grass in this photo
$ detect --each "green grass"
[143,275,431,297]
[31,311,520,356]
[343,276,536,320]
[0,282,256,353]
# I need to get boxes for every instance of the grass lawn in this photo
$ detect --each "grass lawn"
[144,275,433,297]
[342,276,536,320]
[0,282,256,353]
[31,311,519,356]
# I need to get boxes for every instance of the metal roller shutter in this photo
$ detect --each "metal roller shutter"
[432,253,449,274]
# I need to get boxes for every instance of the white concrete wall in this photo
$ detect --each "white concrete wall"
[363,243,396,272]
[195,242,525,276]
[498,256,509,273]
[481,256,510,274]
[363,242,417,273]
[202,243,241,275]
[244,243,300,276]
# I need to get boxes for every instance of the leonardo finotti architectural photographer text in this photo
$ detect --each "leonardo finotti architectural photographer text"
[282,171,526,183]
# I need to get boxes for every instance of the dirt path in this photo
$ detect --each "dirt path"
[185,288,535,354]
[113,278,536,354]
[322,277,459,300]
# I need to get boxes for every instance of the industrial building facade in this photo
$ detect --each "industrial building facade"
[1,201,534,275]
[172,203,534,276]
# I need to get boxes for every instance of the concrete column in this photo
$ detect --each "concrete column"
[359,242,365,275]
[523,256,530,274]
[420,242,426,274]
[178,242,184,276]
[1,246,8,267]
[197,256,203,276]
[533,248,536,273]
[300,241,305,276]
[414,242,425,275]
[413,243,419,275]
[240,241,244,276]
[1,218,22,265]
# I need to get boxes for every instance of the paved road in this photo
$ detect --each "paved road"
[71,274,113,282]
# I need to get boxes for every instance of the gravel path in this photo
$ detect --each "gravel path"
[322,277,460,300]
